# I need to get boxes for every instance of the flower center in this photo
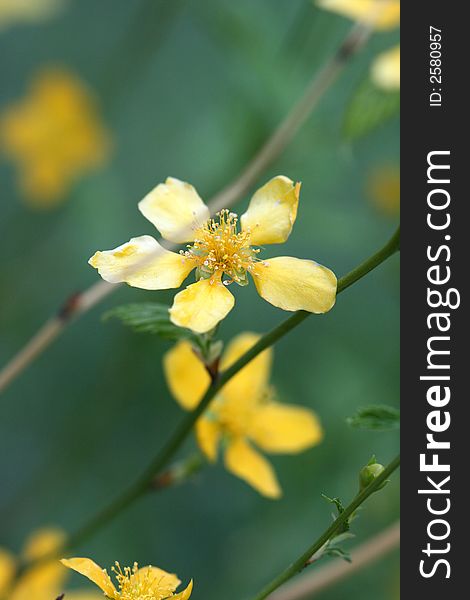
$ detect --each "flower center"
[112,562,165,600]
[181,209,261,286]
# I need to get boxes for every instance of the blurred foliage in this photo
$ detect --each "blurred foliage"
[343,78,400,139]
[347,405,400,431]
[0,1,399,599]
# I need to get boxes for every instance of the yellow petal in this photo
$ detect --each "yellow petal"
[130,566,180,596]
[138,177,210,243]
[219,332,272,407]
[163,340,211,410]
[89,235,195,290]
[63,593,105,600]
[241,176,300,245]
[0,549,15,596]
[169,278,235,334]
[172,579,193,600]
[371,45,400,90]
[196,416,221,462]
[252,256,337,313]
[224,437,281,498]
[60,558,116,598]
[317,0,400,30]
[22,528,65,560]
[8,528,68,600]
[248,403,323,453]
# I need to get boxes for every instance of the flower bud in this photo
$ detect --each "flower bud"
[359,459,385,491]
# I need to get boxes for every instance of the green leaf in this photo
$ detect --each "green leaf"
[343,78,399,139]
[347,405,400,431]
[103,302,190,341]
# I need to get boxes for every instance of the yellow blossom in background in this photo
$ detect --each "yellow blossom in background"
[371,45,400,90]
[61,556,193,600]
[164,332,323,498]
[0,67,111,208]
[367,164,400,217]
[317,0,400,90]
[0,0,65,31]
[316,0,400,30]
[0,528,102,600]
[89,176,337,333]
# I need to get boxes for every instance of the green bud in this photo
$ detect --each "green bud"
[359,458,386,491]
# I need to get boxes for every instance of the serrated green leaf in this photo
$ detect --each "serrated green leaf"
[103,302,191,341]
[347,405,400,431]
[343,78,399,139]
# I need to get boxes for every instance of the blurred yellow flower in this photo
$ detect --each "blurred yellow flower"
[164,332,323,498]
[371,44,400,90]
[317,0,400,90]
[89,176,337,333]
[367,164,400,217]
[316,0,400,30]
[0,0,64,30]
[0,67,111,208]
[0,528,102,600]
[61,557,193,600]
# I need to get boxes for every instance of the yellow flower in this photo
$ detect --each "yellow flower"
[61,557,193,600]
[367,164,400,217]
[0,528,102,600]
[316,0,400,30]
[89,176,337,333]
[164,332,324,498]
[371,44,400,90]
[0,67,111,208]
[0,0,64,30]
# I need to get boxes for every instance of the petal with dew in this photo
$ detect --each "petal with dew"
[248,403,323,454]
[169,278,235,334]
[172,579,193,600]
[60,558,116,598]
[163,340,211,410]
[130,566,180,597]
[138,177,210,243]
[371,45,400,90]
[219,332,272,408]
[241,176,300,245]
[0,549,15,596]
[89,235,195,290]
[317,0,400,30]
[196,416,221,462]
[224,437,281,498]
[252,257,337,314]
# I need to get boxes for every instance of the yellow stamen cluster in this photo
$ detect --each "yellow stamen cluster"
[181,210,262,286]
[112,562,160,600]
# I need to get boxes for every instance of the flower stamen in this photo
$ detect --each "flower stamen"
[185,209,260,285]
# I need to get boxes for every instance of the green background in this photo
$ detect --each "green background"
[0,1,399,599]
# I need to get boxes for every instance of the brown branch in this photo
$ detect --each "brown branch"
[269,521,400,600]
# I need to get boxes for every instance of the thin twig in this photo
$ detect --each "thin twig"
[270,521,400,600]
[0,21,372,395]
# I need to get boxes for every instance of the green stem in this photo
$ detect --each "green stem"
[250,454,401,600]
[20,225,400,570]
